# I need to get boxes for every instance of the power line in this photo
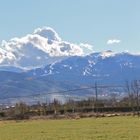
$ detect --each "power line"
[0,84,127,100]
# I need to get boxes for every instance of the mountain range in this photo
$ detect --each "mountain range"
[0,27,140,104]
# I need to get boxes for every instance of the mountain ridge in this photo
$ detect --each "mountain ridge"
[0,27,140,104]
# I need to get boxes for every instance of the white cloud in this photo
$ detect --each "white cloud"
[34,27,61,42]
[79,43,94,55]
[107,39,121,45]
[0,27,94,69]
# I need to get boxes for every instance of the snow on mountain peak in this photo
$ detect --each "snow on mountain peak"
[100,50,116,59]
[0,27,94,70]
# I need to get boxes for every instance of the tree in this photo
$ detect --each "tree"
[131,80,140,116]
[14,102,29,119]
[125,81,135,114]
[52,98,60,115]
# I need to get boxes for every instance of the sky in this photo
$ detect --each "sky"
[0,0,140,53]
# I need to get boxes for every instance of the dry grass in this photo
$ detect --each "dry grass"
[0,116,140,140]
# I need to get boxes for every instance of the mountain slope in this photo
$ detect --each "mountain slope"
[1,51,140,104]
[28,51,140,84]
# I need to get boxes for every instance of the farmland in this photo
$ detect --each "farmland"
[0,116,140,140]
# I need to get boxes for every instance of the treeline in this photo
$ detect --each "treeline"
[0,80,140,120]
[0,96,140,120]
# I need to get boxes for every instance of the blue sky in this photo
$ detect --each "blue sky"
[0,0,140,52]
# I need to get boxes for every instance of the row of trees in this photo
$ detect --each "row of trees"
[0,80,140,119]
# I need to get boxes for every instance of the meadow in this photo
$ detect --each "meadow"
[0,116,140,140]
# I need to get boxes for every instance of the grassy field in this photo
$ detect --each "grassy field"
[0,116,140,140]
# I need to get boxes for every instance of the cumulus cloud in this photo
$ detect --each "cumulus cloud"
[0,27,94,69]
[107,39,121,45]
[34,27,61,42]
[79,43,94,55]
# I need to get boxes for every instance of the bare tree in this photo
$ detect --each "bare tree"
[125,81,135,114]
[53,98,60,115]
[110,93,118,107]
[14,102,29,119]
[131,80,140,116]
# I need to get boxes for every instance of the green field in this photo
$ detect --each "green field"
[0,116,140,140]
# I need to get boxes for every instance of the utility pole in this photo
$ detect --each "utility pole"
[95,82,98,116]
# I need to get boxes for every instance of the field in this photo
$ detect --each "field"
[0,116,140,140]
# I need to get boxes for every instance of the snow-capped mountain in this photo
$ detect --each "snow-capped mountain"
[1,50,140,104]
[28,51,140,84]
[1,27,140,104]
[0,27,93,70]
